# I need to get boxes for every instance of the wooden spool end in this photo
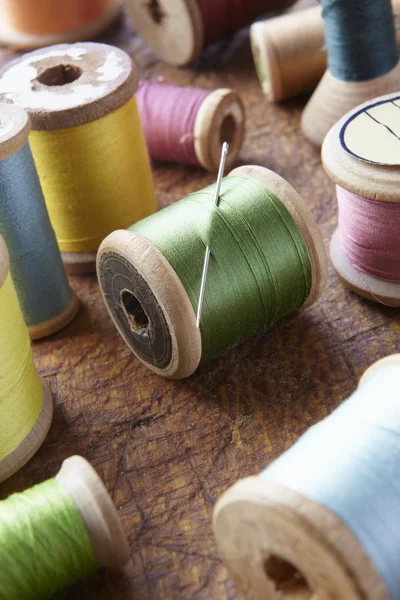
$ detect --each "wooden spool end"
[125,0,203,66]
[301,60,400,147]
[213,477,386,600]
[0,103,81,331]
[56,455,130,570]
[250,7,326,102]
[0,0,122,50]
[0,235,53,483]
[97,165,326,379]
[0,42,137,274]
[229,166,327,308]
[322,92,400,306]
[360,353,400,385]
[194,89,245,172]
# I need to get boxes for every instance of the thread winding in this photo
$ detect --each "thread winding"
[0,478,97,600]
[0,272,43,461]
[130,175,312,361]
[136,81,209,166]
[322,0,398,82]
[261,361,400,600]
[337,186,400,282]
[198,0,291,47]
[0,141,75,327]
[29,98,156,253]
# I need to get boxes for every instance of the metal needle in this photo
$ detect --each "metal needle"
[196,142,229,328]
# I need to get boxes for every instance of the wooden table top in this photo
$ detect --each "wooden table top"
[0,4,399,599]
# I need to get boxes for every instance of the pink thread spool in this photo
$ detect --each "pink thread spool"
[323,91,400,306]
[125,0,295,66]
[136,81,245,172]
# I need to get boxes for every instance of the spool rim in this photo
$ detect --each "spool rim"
[360,353,400,386]
[62,251,98,275]
[0,0,122,49]
[125,0,204,66]
[213,477,386,600]
[302,61,400,148]
[0,103,31,161]
[322,91,400,202]
[0,42,138,130]
[0,378,53,483]
[97,229,202,379]
[55,455,130,570]
[28,291,80,340]
[229,165,328,309]
[194,89,245,172]
[329,229,400,306]
[250,20,281,101]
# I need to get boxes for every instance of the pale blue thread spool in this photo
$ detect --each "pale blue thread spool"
[214,355,400,599]
[0,104,79,339]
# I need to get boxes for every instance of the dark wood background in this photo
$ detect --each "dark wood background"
[1,2,399,599]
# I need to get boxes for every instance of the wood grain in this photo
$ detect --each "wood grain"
[0,3,399,599]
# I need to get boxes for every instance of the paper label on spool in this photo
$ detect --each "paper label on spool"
[340,96,400,166]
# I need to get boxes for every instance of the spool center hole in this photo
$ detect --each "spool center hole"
[120,290,150,336]
[264,555,315,599]
[146,0,165,24]
[37,64,82,86]
[220,114,236,147]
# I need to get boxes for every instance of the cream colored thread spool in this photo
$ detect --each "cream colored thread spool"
[0,235,53,483]
[55,455,130,571]
[0,42,151,275]
[213,354,400,600]
[194,89,245,171]
[250,1,400,103]
[0,0,122,50]
[96,165,327,380]
[322,91,400,306]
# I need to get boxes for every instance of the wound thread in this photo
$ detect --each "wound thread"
[29,97,155,253]
[129,175,312,361]
[0,478,97,600]
[0,137,76,330]
[322,0,398,81]
[337,186,400,282]
[0,271,43,461]
[136,81,209,166]
[261,360,400,600]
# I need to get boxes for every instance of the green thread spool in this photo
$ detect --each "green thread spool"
[97,166,327,379]
[0,456,130,600]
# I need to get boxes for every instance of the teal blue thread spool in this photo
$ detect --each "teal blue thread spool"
[214,355,400,600]
[0,455,129,600]
[301,0,400,147]
[0,103,79,339]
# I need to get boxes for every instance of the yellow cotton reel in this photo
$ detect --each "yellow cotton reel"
[0,236,53,483]
[0,42,156,274]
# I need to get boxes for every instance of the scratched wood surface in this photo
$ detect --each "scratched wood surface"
[1,3,399,599]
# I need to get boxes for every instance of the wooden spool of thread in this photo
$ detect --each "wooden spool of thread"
[0,42,156,274]
[125,0,296,67]
[0,455,130,599]
[322,92,400,307]
[0,103,79,339]
[0,0,122,50]
[136,81,245,172]
[97,165,327,379]
[301,0,400,147]
[0,236,53,483]
[213,354,400,600]
[251,1,400,103]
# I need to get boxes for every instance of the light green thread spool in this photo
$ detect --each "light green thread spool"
[0,456,129,600]
[97,166,327,379]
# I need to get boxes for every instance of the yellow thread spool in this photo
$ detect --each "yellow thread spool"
[0,42,156,274]
[0,235,53,483]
